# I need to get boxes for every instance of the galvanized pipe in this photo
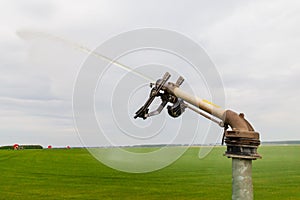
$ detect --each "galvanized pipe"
[232,158,253,200]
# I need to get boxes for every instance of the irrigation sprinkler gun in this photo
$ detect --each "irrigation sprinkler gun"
[18,29,261,199]
[134,72,261,200]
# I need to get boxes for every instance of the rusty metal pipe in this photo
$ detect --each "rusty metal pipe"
[222,110,254,131]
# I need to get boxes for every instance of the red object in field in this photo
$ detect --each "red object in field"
[66,146,70,149]
[13,144,19,150]
[48,145,52,149]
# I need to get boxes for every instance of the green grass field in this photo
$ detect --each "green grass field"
[0,146,299,199]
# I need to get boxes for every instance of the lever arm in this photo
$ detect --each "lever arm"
[145,100,168,117]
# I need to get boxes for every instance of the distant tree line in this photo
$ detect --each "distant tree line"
[0,145,43,150]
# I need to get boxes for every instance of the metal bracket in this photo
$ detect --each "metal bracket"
[134,72,171,119]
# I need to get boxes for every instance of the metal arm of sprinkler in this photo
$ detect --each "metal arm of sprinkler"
[134,72,261,159]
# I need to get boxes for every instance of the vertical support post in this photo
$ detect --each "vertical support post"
[232,158,253,200]
[224,130,261,200]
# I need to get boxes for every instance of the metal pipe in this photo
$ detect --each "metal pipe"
[185,104,224,127]
[222,110,254,131]
[166,83,226,120]
[232,158,253,200]
[166,84,254,131]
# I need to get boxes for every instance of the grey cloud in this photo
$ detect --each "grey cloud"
[0,0,299,146]
[16,0,57,20]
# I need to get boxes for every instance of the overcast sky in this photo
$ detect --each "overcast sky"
[0,0,299,147]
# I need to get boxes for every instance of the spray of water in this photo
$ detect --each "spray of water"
[16,29,154,82]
